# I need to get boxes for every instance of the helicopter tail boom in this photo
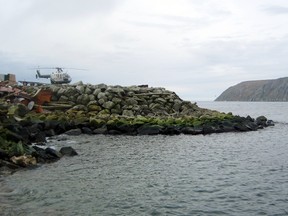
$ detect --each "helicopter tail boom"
[36,70,51,79]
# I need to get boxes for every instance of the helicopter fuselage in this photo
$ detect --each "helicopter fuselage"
[50,71,72,84]
[36,68,72,84]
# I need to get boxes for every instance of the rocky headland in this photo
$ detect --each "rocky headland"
[0,83,274,173]
[215,77,288,101]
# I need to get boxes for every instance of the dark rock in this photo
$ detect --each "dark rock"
[114,124,137,135]
[65,128,82,136]
[45,147,62,158]
[54,122,68,134]
[44,120,60,130]
[32,146,60,163]
[0,149,9,160]
[27,123,42,136]
[45,129,56,137]
[93,126,108,134]
[0,159,21,170]
[219,121,234,133]
[31,131,47,143]
[234,123,249,132]
[5,129,24,143]
[267,120,275,126]
[60,146,78,156]
[137,124,163,135]
[256,116,268,127]
[32,146,48,161]
[244,122,258,131]
[181,126,203,135]
[203,125,217,134]
[18,127,30,143]
[107,129,122,135]
[82,127,93,134]
[161,126,181,135]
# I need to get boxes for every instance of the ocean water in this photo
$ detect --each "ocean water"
[1,102,288,216]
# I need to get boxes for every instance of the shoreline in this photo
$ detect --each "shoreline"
[0,83,275,174]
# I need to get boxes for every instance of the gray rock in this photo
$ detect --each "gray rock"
[154,97,166,104]
[122,109,134,117]
[60,147,78,156]
[85,86,92,94]
[96,83,107,91]
[97,92,106,99]
[76,85,85,94]
[102,101,115,109]
[93,88,101,96]
[71,105,87,111]
[112,97,122,104]
[126,98,138,106]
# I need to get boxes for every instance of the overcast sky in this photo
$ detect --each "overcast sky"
[1,0,288,100]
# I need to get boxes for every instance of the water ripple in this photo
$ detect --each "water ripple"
[1,118,288,215]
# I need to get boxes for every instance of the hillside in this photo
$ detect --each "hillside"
[215,77,288,101]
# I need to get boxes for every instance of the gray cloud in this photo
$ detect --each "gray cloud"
[30,0,122,19]
[1,0,288,100]
[263,5,288,15]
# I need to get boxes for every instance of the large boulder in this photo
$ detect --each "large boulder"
[60,147,78,156]
[256,116,268,127]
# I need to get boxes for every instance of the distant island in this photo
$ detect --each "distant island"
[215,77,288,101]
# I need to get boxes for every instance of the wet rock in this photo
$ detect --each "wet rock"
[82,127,93,134]
[137,124,163,135]
[267,120,275,126]
[65,128,82,136]
[60,146,78,156]
[45,129,56,137]
[0,159,21,170]
[256,116,268,127]
[45,147,62,159]
[115,124,137,135]
[107,129,122,135]
[244,122,258,131]
[93,126,108,134]
[202,124,218,134]
[32,146,49,162]
[161,126,181,135]
[234,123,249,132]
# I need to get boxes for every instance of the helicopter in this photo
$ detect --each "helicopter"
[35,67,72,84]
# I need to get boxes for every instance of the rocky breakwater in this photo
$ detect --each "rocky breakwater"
[28,82,274,136]
[0,83,274,173]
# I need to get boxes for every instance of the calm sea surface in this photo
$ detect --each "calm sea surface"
[1,102,288,216]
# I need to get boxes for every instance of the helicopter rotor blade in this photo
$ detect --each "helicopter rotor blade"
[29,67,87,70]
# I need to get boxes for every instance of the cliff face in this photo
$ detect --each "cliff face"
[215,77,288,101]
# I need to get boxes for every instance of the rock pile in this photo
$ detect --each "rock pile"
[46,83,204,117]
[0,83,275,174]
